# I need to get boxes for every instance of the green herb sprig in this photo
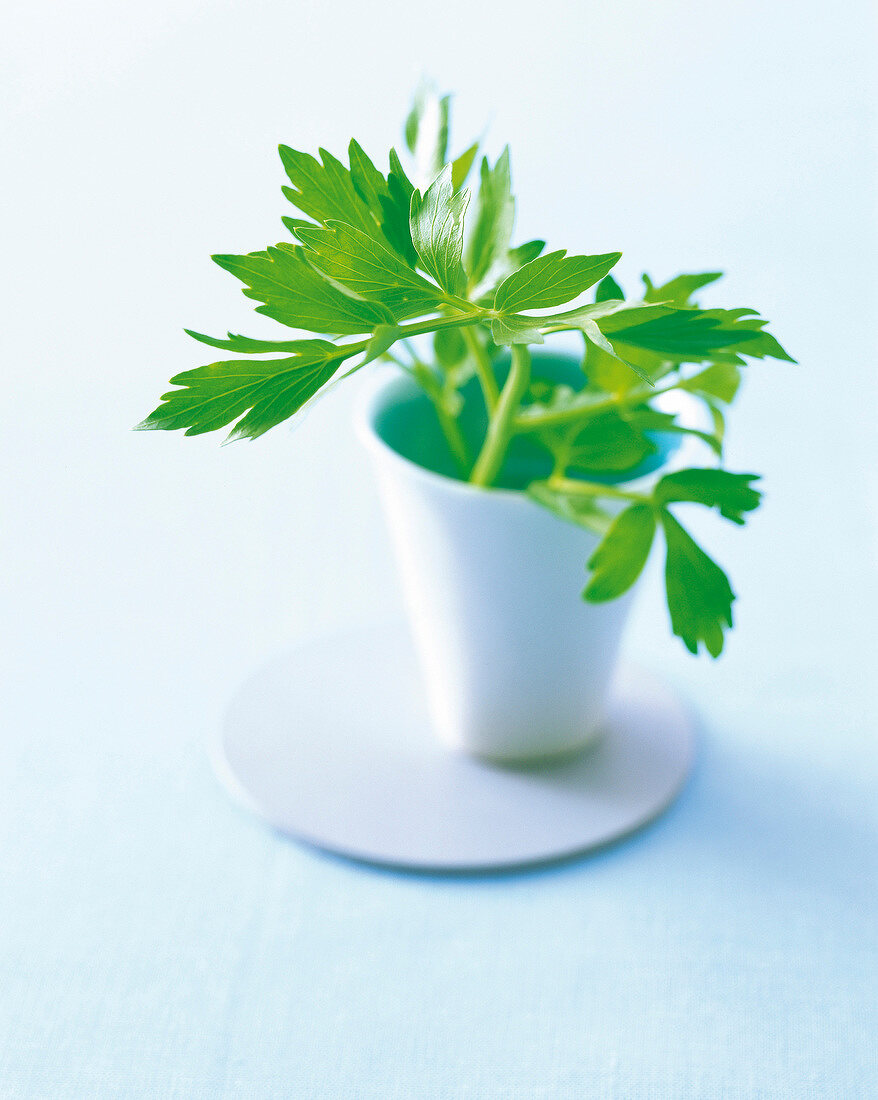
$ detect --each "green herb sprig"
[139,88,794,656]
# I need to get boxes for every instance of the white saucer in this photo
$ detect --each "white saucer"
[215,623,695,871]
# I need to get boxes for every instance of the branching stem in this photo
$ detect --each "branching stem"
[470,344,531,487]
[513,378,681,434]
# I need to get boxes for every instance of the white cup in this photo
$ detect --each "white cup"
[358,364,710,762]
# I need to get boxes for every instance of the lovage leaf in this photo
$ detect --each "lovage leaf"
[404,86,451,185]
[643,421,723,458]
[280,145,380,241]
[451,141,480,190]
[490,299,627,349]
[433,325,467,368]
[380,149,419,266]
[136,340,351,440]
[494,250,622,313]
[490,313,546,346]
[409,164,470,295]
[359,324,405,366]
[580,320,650,384]
[526,481,612,536]
[600,305,793,362]
[678,362,742,404]
[705,401,726,448]
[560,411,657,473]
[280,140,421,270]
[524,399,676,475]
[654,468,762,524]
[703,312,796,363]
[584,504,657,602]
[464,149,515,290]
[296,221,445,319]
[660,511,735,656]
[348,139,393,218]
[509,239,546,267]
[610,407,723,459]
[281,216,316,237]
[595,274,624,302]
[540,298,630,329]
[348,139,422,271]
[184,329,336,354]
[212,245,392,334]
[583,336,641,396]
[642,271,723,307]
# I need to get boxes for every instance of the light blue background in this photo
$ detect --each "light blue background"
[2,1,876,1096]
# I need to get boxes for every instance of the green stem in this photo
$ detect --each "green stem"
[336,311,486,380]
[336,312,488,367]
[470,344,532,487]
[546,475,649,503]
[396,311,484,341]
[513,379,680,434]
[461,326,500,413]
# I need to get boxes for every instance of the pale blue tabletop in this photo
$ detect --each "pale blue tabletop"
[2,1,876,1096]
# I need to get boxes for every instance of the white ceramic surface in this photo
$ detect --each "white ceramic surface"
[358,370,711,761]
[216,623,695,871]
